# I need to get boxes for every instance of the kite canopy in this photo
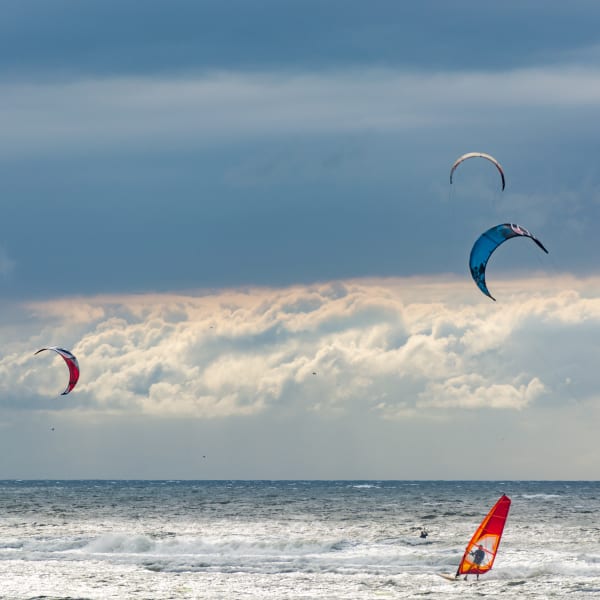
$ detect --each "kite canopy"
[34,346,80,395]
[469,223,549,301]
[450,152,506,191]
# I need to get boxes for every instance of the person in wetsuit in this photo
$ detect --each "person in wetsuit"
[464,544,485,580]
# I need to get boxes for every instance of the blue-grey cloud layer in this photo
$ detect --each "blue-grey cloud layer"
[2,1,599,78]
[1,1,600,299]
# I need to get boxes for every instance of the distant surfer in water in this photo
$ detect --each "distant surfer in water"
[419,528,428,539]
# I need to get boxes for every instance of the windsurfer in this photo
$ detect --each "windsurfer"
[446,495,510,583]
[464,545,485,580]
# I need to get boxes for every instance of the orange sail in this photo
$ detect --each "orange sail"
[456,494,511,577]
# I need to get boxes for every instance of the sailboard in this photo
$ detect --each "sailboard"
[438,573,460,582]
[439,494,511,581]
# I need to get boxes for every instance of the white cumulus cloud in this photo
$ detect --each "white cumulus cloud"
[1,275,599,421]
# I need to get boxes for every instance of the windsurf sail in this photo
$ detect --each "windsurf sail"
[455,494,511,578]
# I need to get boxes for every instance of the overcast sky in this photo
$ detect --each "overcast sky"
[1,1,600,479]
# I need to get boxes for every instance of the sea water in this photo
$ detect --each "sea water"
[0,480,598,599]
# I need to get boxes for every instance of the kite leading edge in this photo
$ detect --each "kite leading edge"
[450,152,506,191]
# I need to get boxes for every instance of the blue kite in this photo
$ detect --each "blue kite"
[469,223,548,301]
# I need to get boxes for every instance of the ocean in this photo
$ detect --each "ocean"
[0,480,597,599]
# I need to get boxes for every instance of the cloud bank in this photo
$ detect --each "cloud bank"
[1,275,598,422]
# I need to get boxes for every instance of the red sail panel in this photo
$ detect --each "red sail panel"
[456,494,511,576]
[63,356,80,395]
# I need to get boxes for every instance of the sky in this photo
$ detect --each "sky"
[1,1,600,478]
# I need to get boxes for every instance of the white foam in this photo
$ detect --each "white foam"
[521,493,562,499]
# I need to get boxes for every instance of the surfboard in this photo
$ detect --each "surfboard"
[438,573,458,582]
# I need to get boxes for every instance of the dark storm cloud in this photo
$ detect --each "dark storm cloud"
[1,0,600,80]
[0,3,600,298]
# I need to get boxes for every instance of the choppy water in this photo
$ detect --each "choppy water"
[0,480,598,599]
